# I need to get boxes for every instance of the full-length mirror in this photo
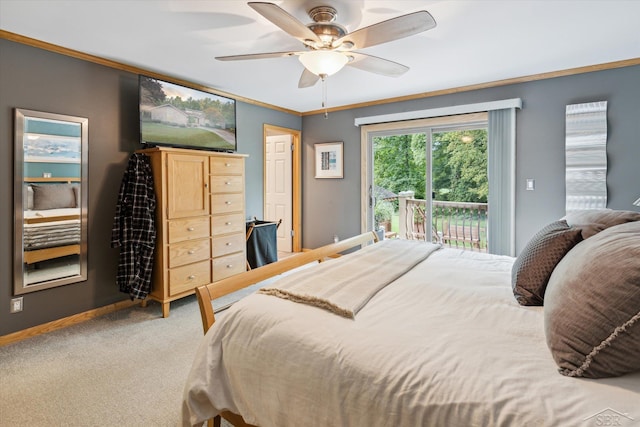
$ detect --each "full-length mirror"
[14,109,88,295]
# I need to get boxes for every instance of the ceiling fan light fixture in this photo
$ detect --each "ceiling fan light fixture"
[299,50,348,76]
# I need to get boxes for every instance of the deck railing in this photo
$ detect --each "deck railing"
[396,191,488,252]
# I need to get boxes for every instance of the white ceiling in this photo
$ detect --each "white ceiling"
[1,0,639,113]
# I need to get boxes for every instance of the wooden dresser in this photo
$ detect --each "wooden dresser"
[138,146,247,317]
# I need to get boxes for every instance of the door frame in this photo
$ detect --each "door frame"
[263,124,302,252]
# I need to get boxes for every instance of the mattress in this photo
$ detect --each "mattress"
[182,246,640,427]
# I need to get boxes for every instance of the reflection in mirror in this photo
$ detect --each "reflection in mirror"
[14,109,88,295]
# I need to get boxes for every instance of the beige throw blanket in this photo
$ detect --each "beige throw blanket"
[259,239,441,318]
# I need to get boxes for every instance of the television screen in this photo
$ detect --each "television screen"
[139,75,236,152]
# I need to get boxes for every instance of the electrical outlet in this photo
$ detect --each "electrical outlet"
[10,297,23,313]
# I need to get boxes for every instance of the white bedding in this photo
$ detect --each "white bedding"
[24,207,80,219]
[259,239,441,318]
[182,245,640,427]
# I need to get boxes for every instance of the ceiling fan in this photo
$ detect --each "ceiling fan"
[216,2,437,89]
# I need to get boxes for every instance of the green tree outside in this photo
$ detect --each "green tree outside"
[373,129,487,204]
[433,129,488,203]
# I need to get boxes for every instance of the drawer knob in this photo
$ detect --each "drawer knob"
[225,201,232,205]
[188,250,195,254]
[188,275,196,280]
[226,242,232,246]
[226,264,233,269]
[225,181,231,185]
[225,222,232,225]
[187,227,195,231]
[225,163,231,167]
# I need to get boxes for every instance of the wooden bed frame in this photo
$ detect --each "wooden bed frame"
[194,231,379,427]
[23,241,81,264]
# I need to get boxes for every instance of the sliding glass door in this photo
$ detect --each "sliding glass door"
[430,125,488,251]
[363,113,489,251]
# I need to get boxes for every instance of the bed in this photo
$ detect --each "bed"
[182,212,640,427]
[23,180,81,264]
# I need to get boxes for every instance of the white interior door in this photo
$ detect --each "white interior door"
[265,134,293,252]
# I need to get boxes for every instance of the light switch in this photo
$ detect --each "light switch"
[526,179,535,191]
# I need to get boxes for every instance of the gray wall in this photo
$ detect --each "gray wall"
[0,39,300,336]
[301,65,640,251]
[238,102,301,219]
[1,36,637,337]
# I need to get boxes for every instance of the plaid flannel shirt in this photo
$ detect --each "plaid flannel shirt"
[111,153,156,300]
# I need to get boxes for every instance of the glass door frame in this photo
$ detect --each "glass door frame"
[360,112,488,235]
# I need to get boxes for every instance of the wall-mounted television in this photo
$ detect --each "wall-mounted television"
[139,75,237,152]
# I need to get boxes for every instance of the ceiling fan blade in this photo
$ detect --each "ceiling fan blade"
[335,11,436,50]
[346,52,409,77]
[216,51,300,61]
[298,69,320,88]
[249,2,321,45]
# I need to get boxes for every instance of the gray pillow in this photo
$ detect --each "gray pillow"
[72,184,80,206]
[544,221,640,378]
[564,208,640,239]
[24,184,34,210]
[31,183,77,210]
[511,220,582,306]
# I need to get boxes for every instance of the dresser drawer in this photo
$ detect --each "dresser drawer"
[211,193,244,215]
[212,252,246,282]
[211,213,245,236]
[212,233,244,257]
[169,260,211,296]
[169,238,210,268]
[210,157,243,175]
[210,175,243,194]
[168,216,210,243]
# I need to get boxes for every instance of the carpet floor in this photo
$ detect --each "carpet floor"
[0,282,265,427]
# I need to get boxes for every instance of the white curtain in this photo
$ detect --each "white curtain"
[488,108,516,256]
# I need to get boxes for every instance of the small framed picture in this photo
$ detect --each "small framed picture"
[314,142,343,179]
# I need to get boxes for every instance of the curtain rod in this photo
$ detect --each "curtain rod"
[354,98,522,127]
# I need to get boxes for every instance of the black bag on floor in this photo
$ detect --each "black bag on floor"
[246,220,279,269]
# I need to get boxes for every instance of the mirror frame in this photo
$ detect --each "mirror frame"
[14,108,89,295]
